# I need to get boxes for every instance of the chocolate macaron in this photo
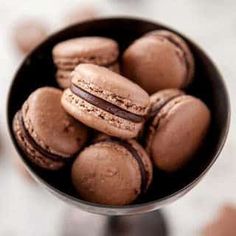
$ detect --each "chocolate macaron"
[146,89,211,172]
[13,19,48,55]
[53,37,120,89]
[61,64,150,139]
[13,87,89,170]
[71,137,153,205]
[122,30,194,94]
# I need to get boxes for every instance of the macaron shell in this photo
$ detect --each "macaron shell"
[22,87,88,157]
[147,30,194,86]
[122,35,188,94]
[13,112,64,170]
[53,37,119,70]
[107,62,120,74]
[71,64,150,115]
[149,89,185,117]
[127,139,153,190]
[61,89,142,139]
[72,142,142,205]
[56,70,72,89]
[146,95,211,172]
[94,134,153,190]
[56,62,120,90]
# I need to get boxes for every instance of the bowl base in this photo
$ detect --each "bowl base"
[62,209,168,236]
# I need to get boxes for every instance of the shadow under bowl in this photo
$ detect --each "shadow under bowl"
[7,17,230,215]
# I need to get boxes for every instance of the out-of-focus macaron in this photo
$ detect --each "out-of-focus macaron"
[12,19,48,55]
[202,204,236,236]
[64,5,98,26]
[52,37,120,89]
[13,87,89,170]
[71,137,153,205]
[145,89,211,172]
[61,64,150,139]
[122,30,194,94]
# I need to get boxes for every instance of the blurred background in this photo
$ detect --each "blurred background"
[0,0,236,235]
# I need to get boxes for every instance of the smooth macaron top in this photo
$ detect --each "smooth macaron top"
[122,30,194,94]
[22,87,88,157]
[52,37,119,68]
[146,92,211,172]
[71,63,150,115]
[145,30,194,86]
[71,137,153,205]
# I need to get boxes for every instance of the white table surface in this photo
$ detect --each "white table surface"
[0,0,236,235]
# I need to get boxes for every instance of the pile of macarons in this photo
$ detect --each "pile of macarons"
[13,30,211,206]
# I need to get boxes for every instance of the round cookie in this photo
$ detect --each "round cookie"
[12,19,48,54]
[13,87,89,170]
[71,137,153,205]
[61,64,150,139]
[146,89,211,172]
[53,37,120,89]
[202,205,236,236]
[64,5,98,26]
[122,30,194,94]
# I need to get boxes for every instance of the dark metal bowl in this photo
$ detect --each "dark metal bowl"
[7,18,230,215]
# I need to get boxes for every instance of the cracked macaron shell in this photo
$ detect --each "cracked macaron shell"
[146,94,211,172]
[13,87,89,170]
[71,139,153,205]
[61,64,150,139]
[122,30,194,94]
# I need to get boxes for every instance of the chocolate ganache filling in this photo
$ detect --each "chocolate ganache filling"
[18,111,66,162]
[70,83,144,123]
[96,137,147,194]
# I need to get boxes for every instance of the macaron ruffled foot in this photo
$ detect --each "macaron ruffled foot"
[61,64,150,139]
[145,89,211,172]
[53,37,120,89]
[13,87,89,170]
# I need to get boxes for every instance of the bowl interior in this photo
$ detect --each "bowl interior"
[7,18,229,214]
